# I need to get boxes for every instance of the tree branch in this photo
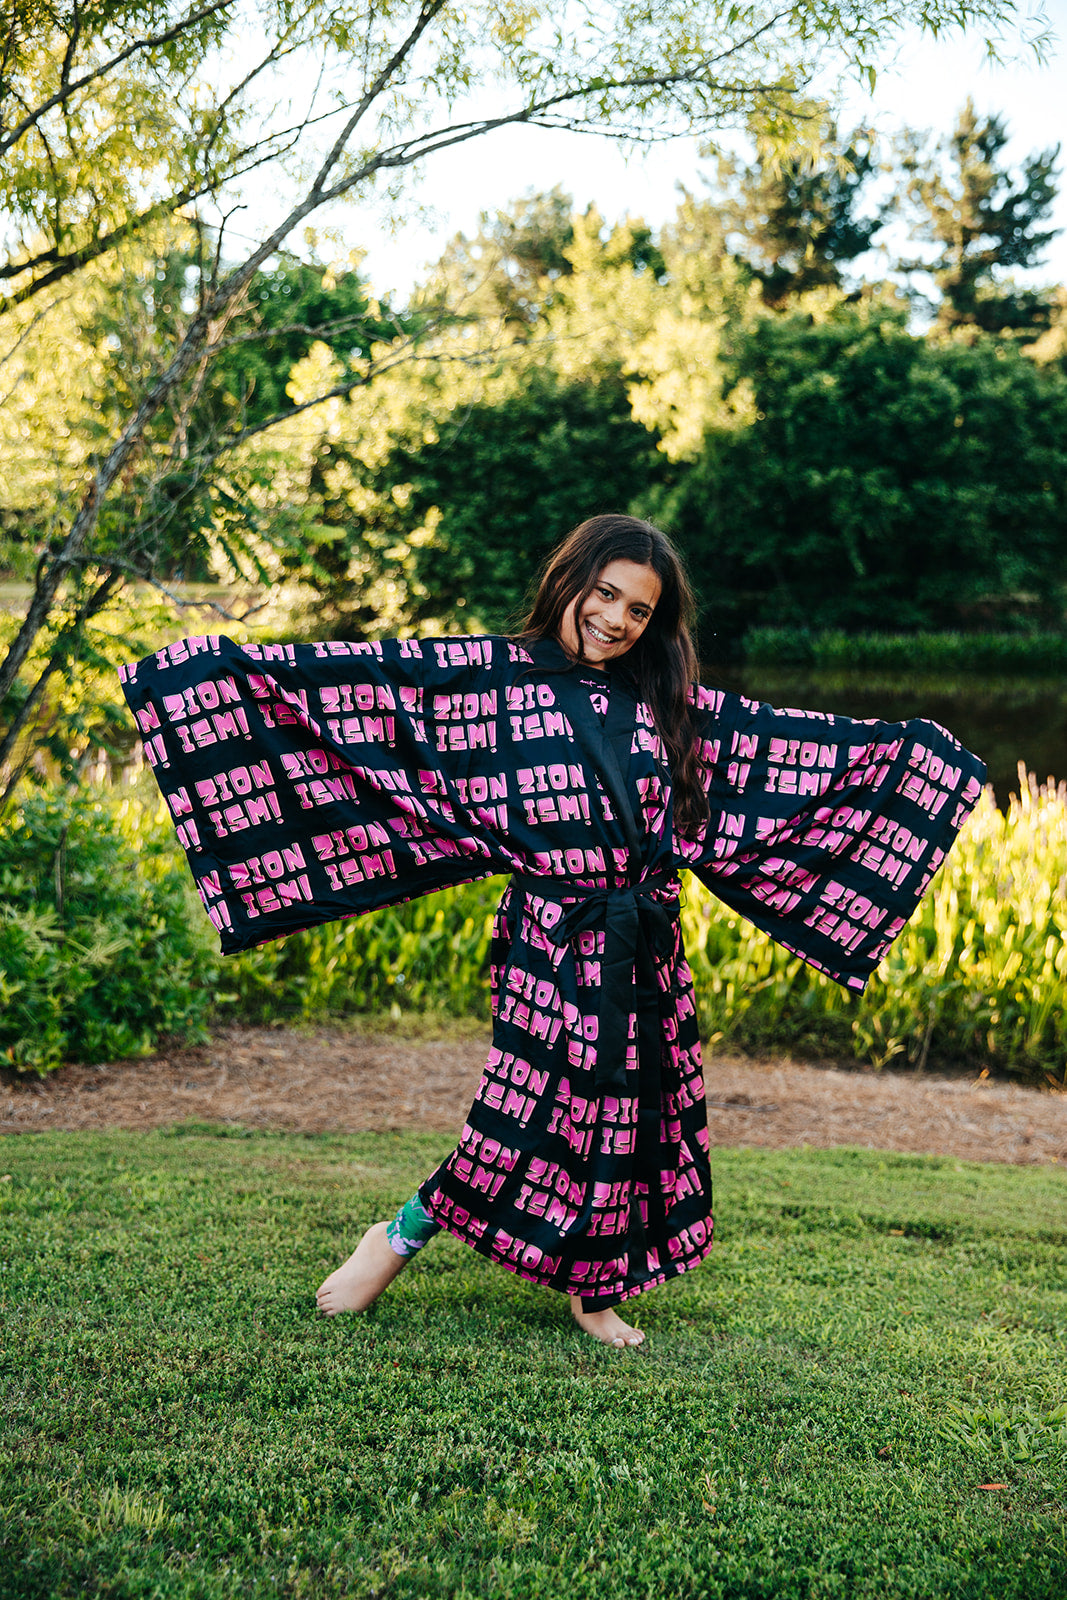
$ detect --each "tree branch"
[0,0,237,159]
[0,290,74,406]
[200,9,316,168]
[316,63,798,210]
[206,310,403,353]
[306,0,452,203]
[0,286,228,707]
[0,568,123,776]
[208,328,515,454]
[0,86,360,309]
[82,557,269,622]
[59,0,82,101]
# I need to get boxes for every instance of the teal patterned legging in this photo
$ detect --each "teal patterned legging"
[385,1184,624,1310]
[385,1189,442,1258]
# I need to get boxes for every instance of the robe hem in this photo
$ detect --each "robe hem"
[421,1189,715,1307]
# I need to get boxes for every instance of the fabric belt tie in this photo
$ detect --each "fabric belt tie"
[509,869,681,1292]
[511,866,679,1168]
[511,870,679,1089]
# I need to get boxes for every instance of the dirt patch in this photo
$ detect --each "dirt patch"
[3,1026,1066,1167]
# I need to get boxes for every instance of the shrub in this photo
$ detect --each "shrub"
[217,878,502,1024]
[0,788,217,1073]
[682,767,1067,1083]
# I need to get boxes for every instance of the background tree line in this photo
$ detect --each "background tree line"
[0,0,1057,794]
[185,100,1065,661]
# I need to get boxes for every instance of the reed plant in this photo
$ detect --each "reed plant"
[4,770,1067,1081]
[683,766,1067,1083]
[218,878,500,1025]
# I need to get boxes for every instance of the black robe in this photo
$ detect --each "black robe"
[120,632,985,1307]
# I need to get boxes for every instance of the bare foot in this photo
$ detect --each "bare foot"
[569,1295,645,1348]
[316,1221,408,1316]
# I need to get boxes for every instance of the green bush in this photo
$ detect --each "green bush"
[662,308,1067,647]
[218,878,503,1024]
[0,778,504,1071]
[0,788,217,1073]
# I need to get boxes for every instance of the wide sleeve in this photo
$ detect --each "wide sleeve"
[119,632,512,954]
[675,685,986,992]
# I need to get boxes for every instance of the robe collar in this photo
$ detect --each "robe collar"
[524,634,645,880]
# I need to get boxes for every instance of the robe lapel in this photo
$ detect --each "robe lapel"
[527,639,644,879]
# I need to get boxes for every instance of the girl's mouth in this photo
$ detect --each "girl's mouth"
[584,621,618,647]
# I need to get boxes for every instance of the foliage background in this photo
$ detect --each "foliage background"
[3,11,1067,1077]
[4,771,1067,1085]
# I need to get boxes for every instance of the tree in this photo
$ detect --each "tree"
[432,188,578,333]
[229,204,678,638]
[626,194,760,462]
[896,97,1061,333]
[329,371,667,635]
[652,305,1067,650]
[1,0,236,309]
[715,121,885,307]
[0,0,1043,791]
[432,186,669,335]
[211,258,398,431]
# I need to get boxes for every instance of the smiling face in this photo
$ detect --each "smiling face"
[558,558,662,666]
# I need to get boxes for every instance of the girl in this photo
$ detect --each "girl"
[121,515,985,1350]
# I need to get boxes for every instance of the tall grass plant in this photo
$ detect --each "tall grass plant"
[682,769,1067,1082]
[4,773,1067,1081]
[218,880,500,1025]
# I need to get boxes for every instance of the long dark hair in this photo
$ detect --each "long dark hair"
[519,514,708,838]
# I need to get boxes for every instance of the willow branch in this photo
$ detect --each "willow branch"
[0,0,236,158]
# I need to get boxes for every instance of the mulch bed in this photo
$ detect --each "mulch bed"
[3,1025,1066,1167]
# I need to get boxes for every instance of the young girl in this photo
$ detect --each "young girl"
[121,515,985,1350]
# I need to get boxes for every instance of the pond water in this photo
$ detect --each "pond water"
[710,669,1067,809]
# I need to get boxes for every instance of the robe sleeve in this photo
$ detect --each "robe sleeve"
[119,632,513,954]
[676,685,986,992]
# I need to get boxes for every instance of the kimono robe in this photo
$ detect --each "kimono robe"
[120,631,985,1308]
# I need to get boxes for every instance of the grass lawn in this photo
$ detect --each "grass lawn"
[2,1129,1065,1599]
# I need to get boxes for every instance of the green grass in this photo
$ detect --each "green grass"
[2,1132,1066,1599]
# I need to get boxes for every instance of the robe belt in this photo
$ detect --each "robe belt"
[509,871,680,1098]
[509,870,681,1277]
